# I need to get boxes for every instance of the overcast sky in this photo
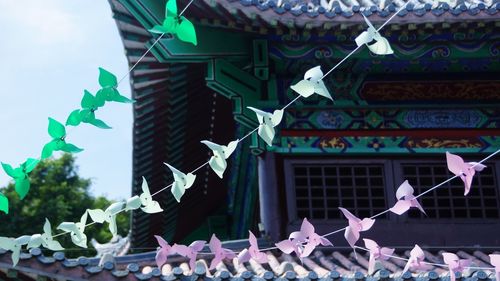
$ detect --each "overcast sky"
[0,1,132,200]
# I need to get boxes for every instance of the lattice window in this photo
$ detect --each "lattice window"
[402,163,500,219]
[293,163,388,220]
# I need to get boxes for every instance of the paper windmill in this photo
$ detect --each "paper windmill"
[446,152,486,196]
[209,234,236,270]
[201,139,238,178]
[247,107,284,147]
[124,177,163,213]
[172,240,206,271]
[290,66,333,100]
[149,0,197,46]
[339,207,375,249]
[489,254,500,281]
[403,244,429,273]
[442,252,471,281]
[355,15,394,55]
[41,118,83,159]
[87,202,124,237]
[164,163,196,202]
[1,158,39,200]
[390,180,426,215]
[27,218,64,251]
[96,68,134,104]
[57,211,89,248]
[0,193,7,214]
[0,235,31,266]
[66,90,111,129]
[155,235,175,269]
[363,239,394,275]
[278,218,332,258]
[238,231,268,264]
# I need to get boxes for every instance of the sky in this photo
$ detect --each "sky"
[0,1,132,200]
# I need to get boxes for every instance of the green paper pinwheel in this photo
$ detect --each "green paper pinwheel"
[1,158,39,200]
[148,0,198,46]
[66,90,111,129]
[0,193,8,214]
[95,68,134,104]
[41,118,83,159]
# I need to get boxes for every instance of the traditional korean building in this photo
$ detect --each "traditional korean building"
[1,0,499,279]
[111,0,500,249]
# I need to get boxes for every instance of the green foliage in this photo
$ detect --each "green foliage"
[0,154,129,257]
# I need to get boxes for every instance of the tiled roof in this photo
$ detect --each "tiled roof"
[207,0,500,28]
[1,243,498,281]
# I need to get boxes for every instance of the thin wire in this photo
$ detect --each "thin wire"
[353,246,495,271]
[117,33,165,86]
[151,183,174,197]
[116,0,196,85]
[43,0,500,258]
[239,127,258,143]
[319,0,410,81]
[178,0,197,17]
[282,96,302,111]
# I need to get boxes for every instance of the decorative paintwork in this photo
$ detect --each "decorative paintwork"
[284,109,497,130]
[278,135,499,154]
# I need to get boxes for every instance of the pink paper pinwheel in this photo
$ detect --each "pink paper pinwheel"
[390,180,426,215]
[489,254,500,281]
[275,218,332,258]
[442,252,471,281]
[363,239,394,275]
[339,207,375,248]
[446,152,487,196]
[403,244,430,272]
[238,231,268,264]
[209,234,236,270]
[172,240,206,271]
[154,235,175,269]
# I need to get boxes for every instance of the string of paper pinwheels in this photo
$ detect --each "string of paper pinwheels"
[0,0,198,214]
[0,1,498,279]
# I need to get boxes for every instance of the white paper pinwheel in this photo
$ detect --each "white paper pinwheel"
[124,177,163,213]
[165,163,196,202]
[172,240,206,271]
[390,180,426,215]
[363,238,394,275]
[442,252,471,281]
[209,234,236,270]
[201,140,239,178]
[27,218,64,251]
[0,235,31,266]
[290,66,333,100]
[403,244,430,273]
[87,202,124,237]
[57,211,88,248]
[275,218,332,258]
[355,15,394,55]
[247,106,284,146]
[446,152,487,196]
[339,207,375,249]
[238,231,268,264]
[489,254,500,281]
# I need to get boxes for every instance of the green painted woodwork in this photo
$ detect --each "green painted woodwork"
[227,129,259,238]
[149,25,252,62]
[206,59,265,128]
[121,0,251,62]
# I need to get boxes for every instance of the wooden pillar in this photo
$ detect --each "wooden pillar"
[258,152,281,241]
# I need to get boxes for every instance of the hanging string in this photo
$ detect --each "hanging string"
[31,0,499,269]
